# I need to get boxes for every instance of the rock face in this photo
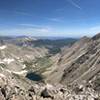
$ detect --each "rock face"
[92,33,100,40]
[60,34,100,87]
[46,34,100,89]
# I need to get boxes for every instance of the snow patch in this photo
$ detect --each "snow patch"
[46,84,53,89]
[0,45,7,50]
[6,69,27,75]
[0,61,4,64]
[0,73,6,78]
[25,55,32,58]
[22,64,26,69]
[13,70,28,75]
[3,58,15,64]
[6,69,12,73]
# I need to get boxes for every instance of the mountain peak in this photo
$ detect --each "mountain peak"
[75,36,91,45]
[92,33,100,40]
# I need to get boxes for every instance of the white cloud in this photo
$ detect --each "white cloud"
[55,8,65,12]
[0,25,52,36]
[89,26,100,31]
[66,0,81,9]
[37,28,50,33]
[15,11,32,16]
[18,24,41,28]
[47,17,63,22]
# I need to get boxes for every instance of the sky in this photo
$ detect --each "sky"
[0,0,100,37]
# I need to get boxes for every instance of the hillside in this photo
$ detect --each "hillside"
[46,33,100,92]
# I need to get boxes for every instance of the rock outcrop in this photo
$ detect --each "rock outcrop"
[0,78,99,100]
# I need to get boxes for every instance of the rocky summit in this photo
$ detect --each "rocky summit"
[0,34,100,100]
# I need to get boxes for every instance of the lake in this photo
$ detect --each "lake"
[26,72,43,81]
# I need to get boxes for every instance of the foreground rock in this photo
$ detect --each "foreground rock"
[0,73,100,100]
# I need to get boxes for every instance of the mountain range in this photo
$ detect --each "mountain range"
[0,34,100,100]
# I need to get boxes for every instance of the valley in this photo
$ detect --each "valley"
[0,34,100,100]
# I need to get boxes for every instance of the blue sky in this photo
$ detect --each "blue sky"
[0,0,100,37]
